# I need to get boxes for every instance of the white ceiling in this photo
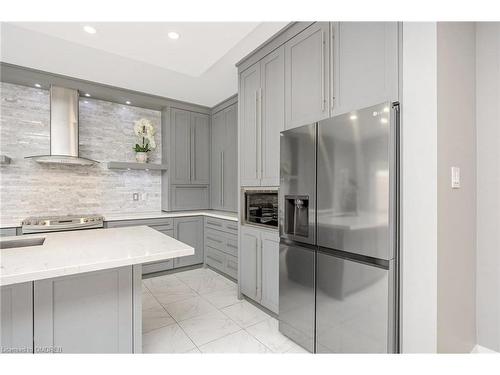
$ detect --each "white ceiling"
[0,22,288,106]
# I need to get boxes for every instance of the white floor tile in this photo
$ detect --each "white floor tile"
[221,301,270,328]
[164,295,217,322]
[142,290,160,310]
[185,347,201,353]
[178,310,241,346]
[142,324,196,353]
[201,285,240,309]
[150,282,198,306]
[182,274,234,295]
[246,317,297,353]
[284,342,311,353]
[175,267,219,281]
[144,273,185,291]
[142,304,176,333]
[199,330,271,353]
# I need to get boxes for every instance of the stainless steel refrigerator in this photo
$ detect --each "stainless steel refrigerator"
[278,102,400,353]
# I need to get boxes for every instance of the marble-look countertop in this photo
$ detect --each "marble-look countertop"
[0,226,194,286]
[0,210,238,229]
[103,210,238,223]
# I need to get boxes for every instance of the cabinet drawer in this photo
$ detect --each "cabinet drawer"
[224,235,238,257]
[224,254,238,279]
[106,218,173,229]
[205,217,238,235]
[205,246,226,272]
[205,229,226,250]
[205,228,238,257]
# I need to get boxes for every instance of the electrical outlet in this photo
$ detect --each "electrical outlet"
[141,193,148,201]
[451,167,461,189]
[132,192,139,201]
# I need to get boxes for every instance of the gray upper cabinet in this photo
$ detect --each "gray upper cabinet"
[239,45,285,187]
[211,102,238,211]
[285,22,330,129]
[171,108,192,184]
[239,63,261,186]
[1,282,33,353]
[332,22,399,115]
[34,267,134,353]
[170,108,210,185]
[260,46,285,186]
[191,112,210,184]
[173,216,204,268]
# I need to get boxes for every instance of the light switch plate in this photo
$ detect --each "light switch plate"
[451,167,460,189]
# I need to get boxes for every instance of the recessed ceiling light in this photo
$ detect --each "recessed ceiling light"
[84,100,89,104]
[84,93,91,97]
[349,115,357,120]
[34,83,42,88]
[125,101,131,105]
[380,118,388,124]
[168,31,180,40]
[83,25,97,34]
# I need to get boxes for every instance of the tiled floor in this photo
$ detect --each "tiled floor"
[141,267,309,354]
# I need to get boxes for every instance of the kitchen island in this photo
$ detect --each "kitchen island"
[0,226,194,353]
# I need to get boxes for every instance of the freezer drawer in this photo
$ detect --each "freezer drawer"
[315,249,395,353]
[278,240,315,353]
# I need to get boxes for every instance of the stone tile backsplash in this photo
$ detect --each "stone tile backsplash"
[0,82,162,225]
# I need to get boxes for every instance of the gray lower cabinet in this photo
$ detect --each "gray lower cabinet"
[142,228,174,274]
[34,266,135,353]
[211,102,238,211]
[0,228,17,237]
[173,217,204,268]
[204,217,238,279]
[239,225,279,314]
[0,282,33,353]
[284,22,330,129]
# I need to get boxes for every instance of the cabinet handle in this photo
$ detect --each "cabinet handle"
[330,23,335,110]
[207,236,223,243]
[189,125,193,181]
[193,126,196,181]
[321,29,326,112]
[221,151,224,206]
[255,90,259,177]
[259,87,263,180]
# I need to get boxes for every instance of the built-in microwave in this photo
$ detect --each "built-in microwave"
[243,190,278,228]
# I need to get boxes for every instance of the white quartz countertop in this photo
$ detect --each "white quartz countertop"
[103,210,238,223]
[0,210,238,229]
[0,226,194,286]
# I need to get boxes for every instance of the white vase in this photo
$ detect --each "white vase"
[135,152,148,163]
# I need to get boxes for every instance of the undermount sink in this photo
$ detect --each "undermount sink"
[0,237,45,249]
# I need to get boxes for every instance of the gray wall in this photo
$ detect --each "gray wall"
[476,22,500,352]
[0,82,162,225]
[436,22,477,353]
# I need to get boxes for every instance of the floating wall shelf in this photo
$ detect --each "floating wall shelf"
[107,162,167,171]
[0,155,12,165]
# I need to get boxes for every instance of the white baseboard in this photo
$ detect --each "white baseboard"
[472,344,499,353]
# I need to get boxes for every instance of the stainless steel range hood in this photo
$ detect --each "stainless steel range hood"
[26,86,98,166]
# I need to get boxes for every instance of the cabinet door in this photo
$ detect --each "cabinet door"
[261,46,285,186]
[261,231,280,314]
[191,112,210,184]
[171,185,209,210]
[173,217,204,268]
[239,226,261,301]
[239,63,261,186]
[223,103,238,211]
[211,110,224,210]
[285,22,330,129]
[34,267,133,353]
[333,22,399,115]
[1,282,33,353]
[171,108,192,184]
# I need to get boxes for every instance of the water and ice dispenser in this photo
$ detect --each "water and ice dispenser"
[284,195,309,237]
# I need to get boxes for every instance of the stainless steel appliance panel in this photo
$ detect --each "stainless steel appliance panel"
[279,123,317,245]
[316,249,395,353]
[317,102,395,260]
[279,240,315,352]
